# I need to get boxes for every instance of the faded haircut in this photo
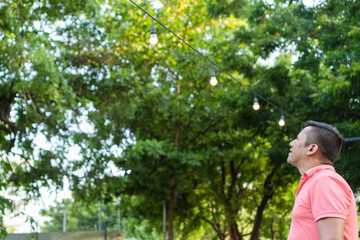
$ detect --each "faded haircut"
[305,121,344,163]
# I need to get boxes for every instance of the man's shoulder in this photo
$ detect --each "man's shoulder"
[314,167,343,178]
[311,168,352,192]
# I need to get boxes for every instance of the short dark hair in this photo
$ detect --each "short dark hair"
[304,121,344,163]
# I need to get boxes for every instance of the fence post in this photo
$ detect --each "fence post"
[99,203,103,231]
[63,209,67,232]
[163,203,166,240]
[104,223,107,240]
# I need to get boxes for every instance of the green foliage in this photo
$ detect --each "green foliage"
[1,0,360,239]
[233,5,360,220]
[0,196,12,238]
[41,198,119,232]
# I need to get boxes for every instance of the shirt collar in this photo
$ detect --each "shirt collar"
[296,165,335,196]
[303,164,335,179]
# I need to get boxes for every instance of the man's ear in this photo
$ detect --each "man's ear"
[306,144,318,156]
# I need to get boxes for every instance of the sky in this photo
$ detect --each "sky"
[4,114,123,233]
[4,184,71,233]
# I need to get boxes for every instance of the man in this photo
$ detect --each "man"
[287,121,358,240]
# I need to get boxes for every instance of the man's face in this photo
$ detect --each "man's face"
[287,127,311,167]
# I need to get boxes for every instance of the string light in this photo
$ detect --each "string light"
[129,0,303,126]
[150,20,158,46]
[253,96,260,111]
[279,114,285,126]
[210,69,217,86]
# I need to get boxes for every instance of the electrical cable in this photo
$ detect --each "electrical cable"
[128,0,303,125]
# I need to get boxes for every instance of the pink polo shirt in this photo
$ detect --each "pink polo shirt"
[288,165,358,240]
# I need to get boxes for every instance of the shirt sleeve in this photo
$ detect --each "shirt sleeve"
[309,173,353,222]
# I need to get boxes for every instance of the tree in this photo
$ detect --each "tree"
[0,0,105,234]
[2,0,359,239]
[231,0,360,191]
[56,1,300,238]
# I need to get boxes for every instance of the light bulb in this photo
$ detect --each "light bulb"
[150,20,158,46]
[210,76,217,86]
[253,97,260,110]
[150,33,158,46]
[210,69,217,86]
[279,114,285,126]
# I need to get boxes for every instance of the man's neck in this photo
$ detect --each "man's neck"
[298,158,333,176]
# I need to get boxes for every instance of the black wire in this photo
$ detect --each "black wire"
[128,0,303,124]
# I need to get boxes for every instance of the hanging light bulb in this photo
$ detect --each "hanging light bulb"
[253,96,260,111]
[150,20,158,46]
[210,69,217,86]
[279,114,285,126]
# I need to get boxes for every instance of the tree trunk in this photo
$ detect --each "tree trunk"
[215,229,226,240]
[199,215,226,240]
[250,167,277,240]
[250,194,272,240]
[228,221,242,240]
[271,218,277,240]
[168,183,176,240]
[168,78,180,240]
